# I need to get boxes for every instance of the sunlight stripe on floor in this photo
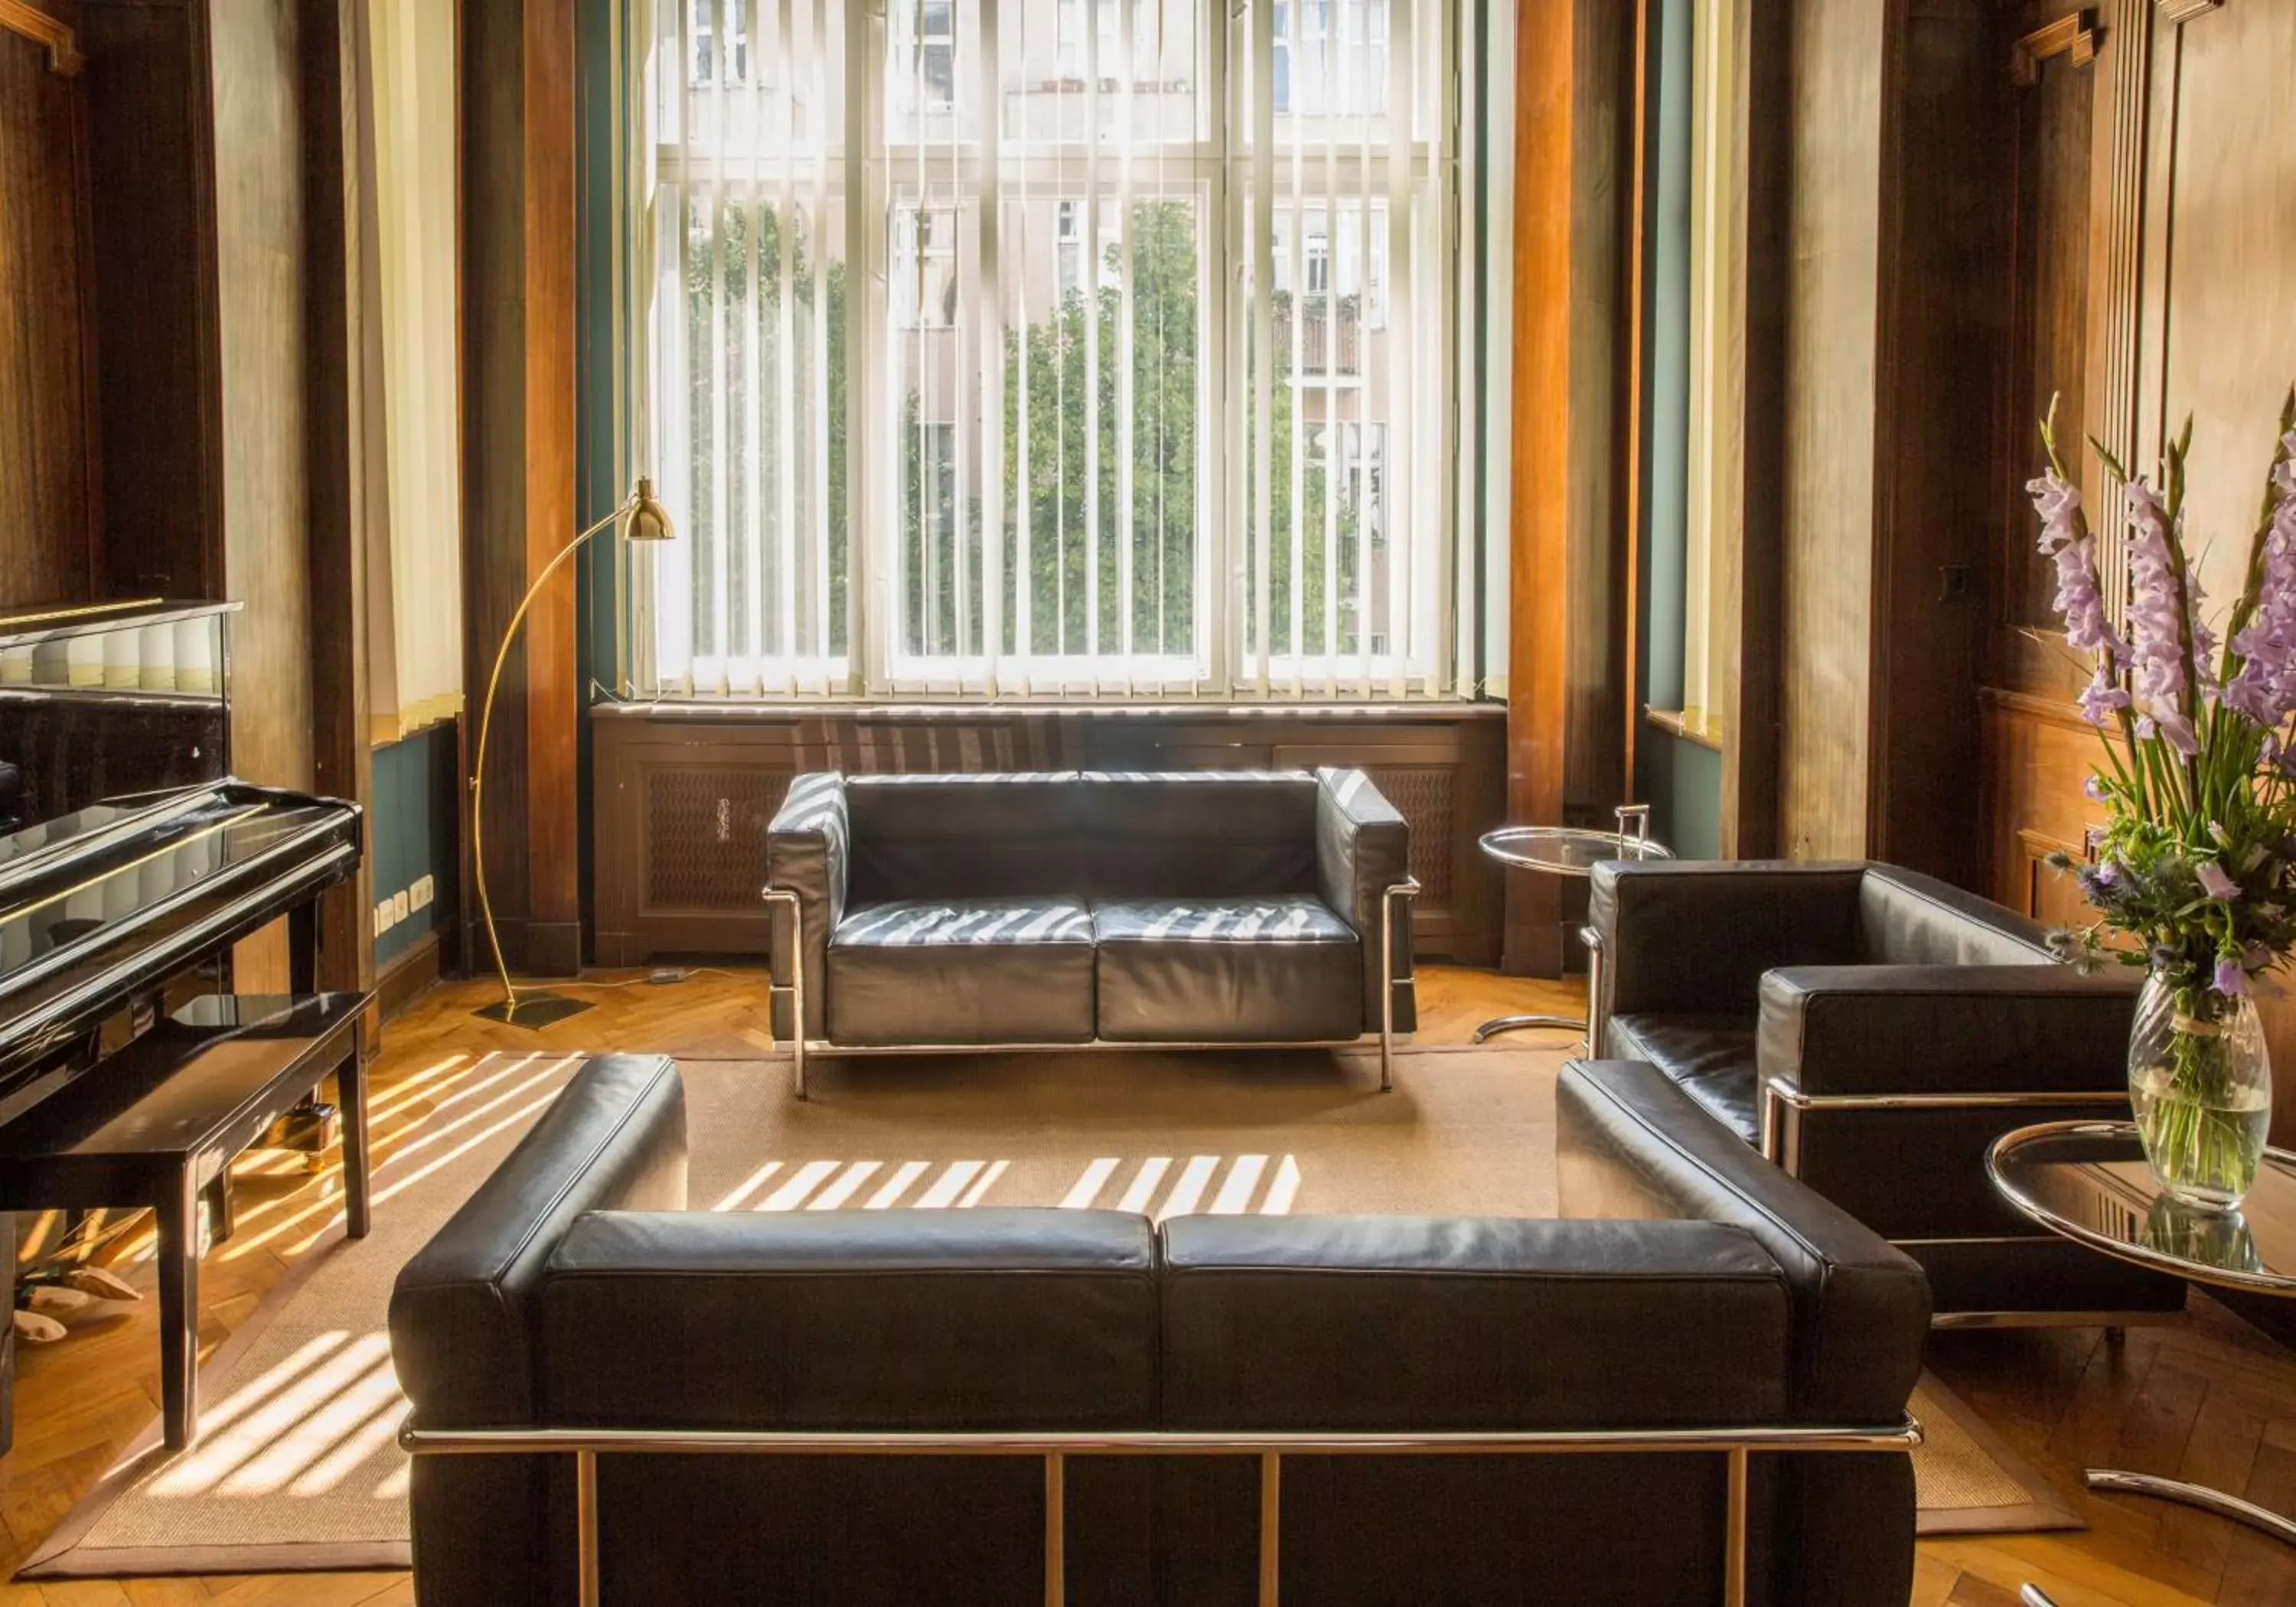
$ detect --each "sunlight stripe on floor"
[915,1161,984,1208]
[1156,1156,1221,1221]
[1116,1157,1172,1214]
[1209,1155,1269,1214]
[957,1159,1009,1208]
[1061,1157,1122,1209]
[712,1160,783,1212]
[1261,1155,1302,1215]
[756,1160,842,1211]
[807,1161,882,1210]
[865,1160,931,1208]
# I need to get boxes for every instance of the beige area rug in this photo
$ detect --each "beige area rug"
[19,1043,2073,1579]
[1909,1372,2084,1536]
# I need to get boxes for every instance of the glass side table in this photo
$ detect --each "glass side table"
[1988,1121,2296,1549]
[1474,804,1671,1049]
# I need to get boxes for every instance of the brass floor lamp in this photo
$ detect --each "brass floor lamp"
[471,478,674,1025]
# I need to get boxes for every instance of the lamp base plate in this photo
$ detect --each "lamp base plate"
[474,992,594,1028]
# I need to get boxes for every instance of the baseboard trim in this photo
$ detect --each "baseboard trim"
[376,928,444,1022]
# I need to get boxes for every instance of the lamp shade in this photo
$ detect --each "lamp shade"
[624,478,676,543]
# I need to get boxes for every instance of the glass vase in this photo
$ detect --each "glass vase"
[2127,967,2273,1211]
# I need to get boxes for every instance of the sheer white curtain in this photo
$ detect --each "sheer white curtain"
[355,0,464,743]
[637,0,1463,700]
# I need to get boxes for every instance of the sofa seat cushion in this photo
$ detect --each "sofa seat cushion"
[827,897,1095,1045]
[1091,897,1361,1042]
[1605,1012,1761,1146]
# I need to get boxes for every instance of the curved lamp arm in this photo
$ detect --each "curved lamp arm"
[472,482,671,1021]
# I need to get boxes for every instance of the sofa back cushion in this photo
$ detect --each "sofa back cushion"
[1855,866,2056,967]
[1079,771,1321,898]
[536,1208,1160,1605]
[845,773,1083,901]
[1160,1214,1790,1428]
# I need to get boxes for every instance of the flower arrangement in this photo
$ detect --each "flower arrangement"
[2033,390,2296,1208]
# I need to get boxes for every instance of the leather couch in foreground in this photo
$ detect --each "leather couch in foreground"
[1585,858,2183,1323]
[763,768,1418,1095]
[390,1054,1929,1606]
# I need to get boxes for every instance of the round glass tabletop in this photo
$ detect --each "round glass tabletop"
[1478,826,1675,877]
[1987,1121,2296,1296]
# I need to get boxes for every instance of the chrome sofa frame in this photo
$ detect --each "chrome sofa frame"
[401,1411,1922,1607]
[765,878,1420,1099]
[1580,923,2170,1332]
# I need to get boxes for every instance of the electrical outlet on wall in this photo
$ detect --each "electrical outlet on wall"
[374,901,394,936]
[390,890,410,925]
[410,874,435,912]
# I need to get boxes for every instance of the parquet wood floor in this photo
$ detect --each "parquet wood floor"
[2,963,2291,1603]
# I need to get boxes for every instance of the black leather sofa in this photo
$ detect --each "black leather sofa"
[763,769,1418,1095]
[1586,858,2183,1323]
[390,1054,1929,1606]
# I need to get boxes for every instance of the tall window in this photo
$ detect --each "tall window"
[640,0,1459,699]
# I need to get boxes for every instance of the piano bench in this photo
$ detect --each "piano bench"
[0,992,373,1451]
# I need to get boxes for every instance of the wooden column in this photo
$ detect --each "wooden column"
[1505,0,1632,975]
[462,0,580,978]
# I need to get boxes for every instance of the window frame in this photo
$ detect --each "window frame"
[636,0,1463,702]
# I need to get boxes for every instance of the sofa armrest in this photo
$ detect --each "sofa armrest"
[765,772,849,1041]
[389,1056,687,1429]
[1758,964,2140,1097]
[1314,767,1416,1034]
[1591,860,1865,1018]
[1556,1059,1929,1423]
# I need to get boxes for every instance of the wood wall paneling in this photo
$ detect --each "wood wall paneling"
[1865,4,1999,885]
[1978,0,2296,1144]
[300,0,373,1003]
[1777,0,1884,862]
[1505,0,1630,976]
[207,0,314,992]
[0,0,99,608]
[592,708,1507,970]
[462,0,580,979]
[83,0,223,601]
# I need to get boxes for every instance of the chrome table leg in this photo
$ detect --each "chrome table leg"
[1471,1013,1587,1050]
[2085,1469,2296,1546]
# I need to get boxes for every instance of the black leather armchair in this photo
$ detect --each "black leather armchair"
[764,769,1417,1096]
[1585,859,2183,1322]
[392,1056,1928,1606]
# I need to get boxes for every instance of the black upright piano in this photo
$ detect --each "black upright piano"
[0,600,363,1453]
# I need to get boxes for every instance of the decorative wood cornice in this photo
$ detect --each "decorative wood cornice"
[0,0,83,76]
[2011,10,2100,86]
[2156,0,2223,23]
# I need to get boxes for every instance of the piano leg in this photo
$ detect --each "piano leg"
[155,1167,201,1450]
[341,1022,371,1240]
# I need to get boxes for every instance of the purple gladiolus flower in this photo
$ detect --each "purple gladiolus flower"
[2215,957,2246,996]
[2154,709,2200,757]
[2078,670,2131,728]
[2083,773,2109,802]
[2226,445,2296,727]
[2197,859,2239,900]
[2094,856,2122,888]
[2027,471,2130,670]
[2122,479,2204,734]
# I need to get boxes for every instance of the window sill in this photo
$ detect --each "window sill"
[1644,706,1725,752]
[592,696,1504,725]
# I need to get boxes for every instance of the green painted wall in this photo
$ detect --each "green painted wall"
[1632,0,1720,860]
[372,723,460,965]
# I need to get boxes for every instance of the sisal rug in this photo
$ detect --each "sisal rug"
[18,1043,2074,1579]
